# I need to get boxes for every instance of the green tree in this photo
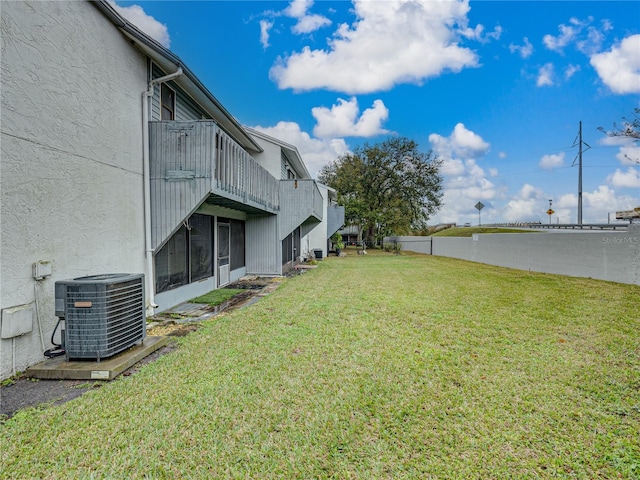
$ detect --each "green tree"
[318,137,443,245]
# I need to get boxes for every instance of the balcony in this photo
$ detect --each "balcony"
[149,121,279,250]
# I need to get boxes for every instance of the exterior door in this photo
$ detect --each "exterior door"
[218,222,230,286]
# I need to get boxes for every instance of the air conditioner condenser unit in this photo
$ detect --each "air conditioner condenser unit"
[54,273,146,361]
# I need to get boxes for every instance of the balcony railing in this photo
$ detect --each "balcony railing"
[149,121,279,250]
[214,126,279,212]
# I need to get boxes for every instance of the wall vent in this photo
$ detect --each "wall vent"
[54,274,146,361]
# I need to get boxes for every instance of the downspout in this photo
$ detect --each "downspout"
[142,66,183,314]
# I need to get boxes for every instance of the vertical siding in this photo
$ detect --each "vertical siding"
[278,180,323,240]
[150,121,216,250]
[327,205,345,238]
[150,64,208,122]
[245,214,280,275]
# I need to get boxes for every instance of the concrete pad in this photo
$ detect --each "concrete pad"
[25,336,170,381]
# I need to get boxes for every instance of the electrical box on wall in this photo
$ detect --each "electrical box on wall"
[1,304,34,339]
[32,261,52,280]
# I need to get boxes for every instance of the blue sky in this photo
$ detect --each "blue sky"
[113,0,640,225]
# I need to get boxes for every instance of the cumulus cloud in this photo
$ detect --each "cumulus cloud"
[539,152,565,170]
[536,63,555,86]
[509,37,533,58]
[428,124,496,224]
[607,167,640,188]
[110,1,170,47]
[311,98,389,138]
[590,34,640,94]
[429,123,490,161]
[270,0,481,94]
[502,184,546,222]
[284,0,332,34]
[250,121,349,177]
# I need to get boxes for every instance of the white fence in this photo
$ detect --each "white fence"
[386,225,640,286]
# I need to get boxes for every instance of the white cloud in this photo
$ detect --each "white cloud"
[284,0,311,18]
[536,63,554,86]
[459,24,502,43]
[260,20,273,49]
[502,184,546,222]
[607,167,640,188]
[293,14,332,34]
[429,123,490,161]
[250,121,349,178]
[543,22,578,52]
[543,16,613,56]
[428,124,496,224]
[590,34,640,94]
[110,1,170,47]
[564,64,580,80]
[270,0,480,94]
[284,0,332,34]
[509,37,533,58]
[498,152,507,159]
[617,145,640,166]
[539,152,565,170]
[312,97,389,138]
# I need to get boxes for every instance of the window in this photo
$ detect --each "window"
[282,227,301,265]
[155,214,214,293]
[190,215,213,282]
[155,225,187,293]
[230,219,245,270]
[161,83,175,120]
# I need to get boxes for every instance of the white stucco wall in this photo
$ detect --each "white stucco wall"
[1,1,148,379]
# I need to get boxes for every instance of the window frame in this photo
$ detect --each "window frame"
[160,83,176,121]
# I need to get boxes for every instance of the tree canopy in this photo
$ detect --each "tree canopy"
[318,137,443,244]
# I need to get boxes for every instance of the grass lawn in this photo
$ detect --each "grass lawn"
[2,251,639,478]
[432,226,536,237]
[191,288,245,306]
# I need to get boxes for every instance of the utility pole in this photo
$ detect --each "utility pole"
[578,121,583,225]
[572,121,590,225]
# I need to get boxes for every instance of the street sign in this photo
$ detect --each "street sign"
[547,209,555,215]
[475,202,485,211]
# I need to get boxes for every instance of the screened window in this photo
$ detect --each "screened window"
[282,227,301,265]
[155,214,214,293]
[230,219,245,270]
[190,214,213,282]
[155,225,187,293]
